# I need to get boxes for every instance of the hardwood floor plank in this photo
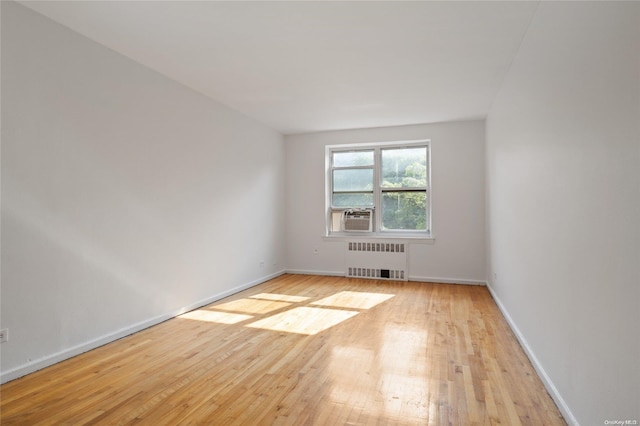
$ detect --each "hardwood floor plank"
[0,275,565,425]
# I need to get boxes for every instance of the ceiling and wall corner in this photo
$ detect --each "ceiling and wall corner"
[18,1,539,134]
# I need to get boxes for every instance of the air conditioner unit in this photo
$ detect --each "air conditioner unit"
[342,209,372,232]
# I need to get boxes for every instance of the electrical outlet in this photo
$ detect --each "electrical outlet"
[0,328,8,343]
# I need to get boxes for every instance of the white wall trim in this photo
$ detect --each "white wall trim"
[485,281,578,426]
[409,276,487,286]
[322,235,436,244]
[286,270,486,286]
[285,269,345,277]
[0,270,286,384]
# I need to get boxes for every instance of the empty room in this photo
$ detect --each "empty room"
[1,1,638,425]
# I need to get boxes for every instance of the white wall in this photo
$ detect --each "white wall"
[285,121,486,284]
[486,2,639,424]
[0,2,286,382]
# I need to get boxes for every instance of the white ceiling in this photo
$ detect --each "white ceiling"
[21,1,539,135]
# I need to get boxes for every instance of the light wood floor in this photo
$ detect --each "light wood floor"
[0,274,565,425]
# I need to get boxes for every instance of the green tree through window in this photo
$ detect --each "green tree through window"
[380,147,427,230]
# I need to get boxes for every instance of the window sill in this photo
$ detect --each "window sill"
[323,233,435,244]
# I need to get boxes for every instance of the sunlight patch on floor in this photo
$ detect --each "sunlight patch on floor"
[179,310,253,324]
[247,307,358,335]
[312,291,395,310]
[179,291,394,334]
[209,298,292,314]
[250,293,310,303]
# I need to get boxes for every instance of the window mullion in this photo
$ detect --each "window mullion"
[380,187,427,192]
[373,147,382,232]
[332,165,374,171]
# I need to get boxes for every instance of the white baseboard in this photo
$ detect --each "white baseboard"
[485,281,578,426]
[0,270,286,384]
[285,270,486,286]
[409,275,487,286]
[285,269,345,277]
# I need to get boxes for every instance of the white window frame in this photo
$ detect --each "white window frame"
[325,139,432,239]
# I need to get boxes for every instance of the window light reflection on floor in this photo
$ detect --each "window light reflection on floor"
[247,307,359,335]
[179,291,396,335]
[327,346,377,409]
[180,310,253,325]
[250,293,310,303]
[311,291,394,310]
[209,298,292,314]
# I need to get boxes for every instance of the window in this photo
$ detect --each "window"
[327,140,431,236]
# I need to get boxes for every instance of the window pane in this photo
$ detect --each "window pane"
[381,147,427,188]
[330,211,343,232]
[333,169,373,192]
[333,151,374,167]
[332,193,374,208]
[381,192,427,230]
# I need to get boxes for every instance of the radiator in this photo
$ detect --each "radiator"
[345,241,408,281]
